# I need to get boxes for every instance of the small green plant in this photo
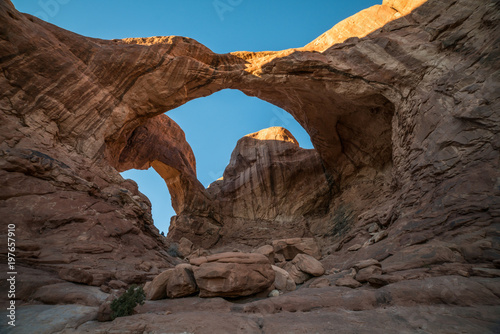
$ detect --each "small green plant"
[330,204,355,237]
[167,243,180,257]
[110,285,145,319]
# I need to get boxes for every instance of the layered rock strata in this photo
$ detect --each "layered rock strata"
[1,0,497,259]
[0,0,499,332]
[169,127,334,248]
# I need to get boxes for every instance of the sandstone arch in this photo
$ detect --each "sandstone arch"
[1,0,498,294]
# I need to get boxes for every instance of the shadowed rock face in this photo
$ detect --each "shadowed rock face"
[168,127,335,248]
[0,0,500,331]
[169,0,500,253]
[111,114,209,216]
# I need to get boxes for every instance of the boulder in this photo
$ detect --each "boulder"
[272,265,296,292]
[272,238,322,260]
[283,261,311,284]
[144,269,174,300]
[166,264,198,298]
[293,254,325,276]
[96,301,113,322]
[282,253,325,284]
[178,237,194,258]
[254,245,275,263]
[356,266,383,283]
[144,264,199,300]
[192,252,275,298]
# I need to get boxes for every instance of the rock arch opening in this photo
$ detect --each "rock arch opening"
[167,89,314,186]
[111,85,395,250]
[91,5,403,250]
[116,89,316,235]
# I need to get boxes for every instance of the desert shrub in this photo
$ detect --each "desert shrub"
[167,243,180,258]
[110,285,145,319]
[330,204,355,237]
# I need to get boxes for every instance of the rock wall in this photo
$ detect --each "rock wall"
[173,127,334,248]
[0,0,499,290]
[1,0,500,332]
[169,0,500,257]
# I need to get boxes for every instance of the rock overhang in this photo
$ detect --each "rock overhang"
[0,2,499,331]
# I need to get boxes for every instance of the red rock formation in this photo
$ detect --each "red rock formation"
[110,114,210,217]
[0,0,499,331]
[168,127,333,248]
[173,0,500,261]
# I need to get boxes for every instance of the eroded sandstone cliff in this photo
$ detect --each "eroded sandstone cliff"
[0,0,499,332]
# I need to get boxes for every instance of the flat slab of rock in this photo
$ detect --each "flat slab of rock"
[367,274,403,287]
[309,277,331,288]
[72,304,500,334]
[381,243,463,273]
[58,268,94,285]
[347,244,363,252]
[33,282,108,307]
[136,296,232,314]
[471,267,500,278]
[0,304,97,334]
[76,311,264,333]
[335,276,362,289]
[190,252,270,266]
[353,259,381,271]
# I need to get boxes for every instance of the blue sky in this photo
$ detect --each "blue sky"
[12,0,378,234]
